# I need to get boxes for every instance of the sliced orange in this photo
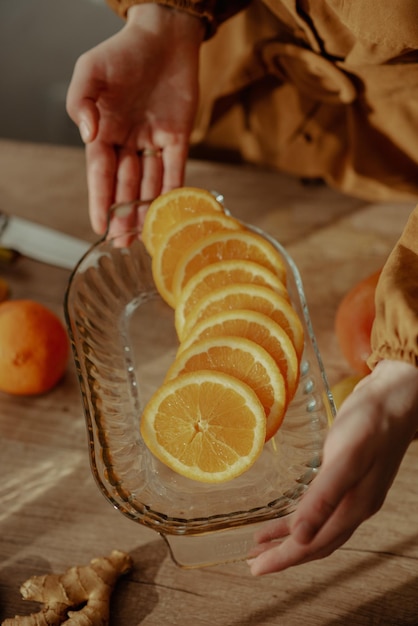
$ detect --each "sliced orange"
[142,187,225,256]
[166,336,287,441]
[179,283,305,358]
[178,309,300,402]
[151,213,242,307]
[172,230,287,301]
[140,370,266,483]
[175,259,288,339]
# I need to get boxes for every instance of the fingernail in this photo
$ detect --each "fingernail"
[248,559,262,576]
[79,120,91,143]
[251,560,271,577]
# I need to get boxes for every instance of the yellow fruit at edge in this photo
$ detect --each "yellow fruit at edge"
[140,370,267,483]
[325,374,365,425]
[166,335,287,442]
[151,213,242,307]
[331,374,365,410]
[142,186,225,256]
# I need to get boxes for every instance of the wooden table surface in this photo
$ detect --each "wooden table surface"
[1,139,418,625]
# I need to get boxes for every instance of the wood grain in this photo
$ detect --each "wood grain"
[0,139,417,625]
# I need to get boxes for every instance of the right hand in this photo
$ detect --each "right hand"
[66,4,205,234]
[248,359,418,575]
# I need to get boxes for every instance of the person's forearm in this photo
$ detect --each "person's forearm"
[107,0,216,35]
[106,0,252,37]
[126,3,206,44]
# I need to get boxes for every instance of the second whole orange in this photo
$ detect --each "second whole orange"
[0,299,70,395]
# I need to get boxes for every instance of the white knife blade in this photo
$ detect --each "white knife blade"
[0,213,92,270]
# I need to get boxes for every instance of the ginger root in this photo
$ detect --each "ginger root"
[2,550,133,626]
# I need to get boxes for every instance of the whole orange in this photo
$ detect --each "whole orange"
[335,270,381,375]
[0,299,70,395]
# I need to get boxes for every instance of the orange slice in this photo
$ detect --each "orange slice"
[142,187,225,256]
[178,309,300,402]
[140,370,266,483]
[179,283,305,358]
[151,213,242,307]
[172,230,287,300]
[166,336,287,441]
[175,259,288,339]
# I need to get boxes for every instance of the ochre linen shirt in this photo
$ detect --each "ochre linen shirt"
[107,0,418,370]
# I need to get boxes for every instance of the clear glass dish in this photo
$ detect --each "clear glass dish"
[64,198,335,569]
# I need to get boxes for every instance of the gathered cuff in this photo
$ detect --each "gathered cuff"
[105,0,249,38]
[367,204,418,370]
[368,344,418,369]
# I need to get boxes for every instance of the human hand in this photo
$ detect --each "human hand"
[66,4,205,234]
[248,359,418,575]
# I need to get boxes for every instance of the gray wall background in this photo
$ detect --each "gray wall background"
[0,0,121,146]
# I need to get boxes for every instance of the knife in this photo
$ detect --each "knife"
[0,212,92,270]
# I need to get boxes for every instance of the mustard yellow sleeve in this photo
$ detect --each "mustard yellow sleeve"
[368,205,418,369]
[105,0,250,36]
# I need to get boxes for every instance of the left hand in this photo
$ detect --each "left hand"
[66,4,204,235]
[248,359,418,575]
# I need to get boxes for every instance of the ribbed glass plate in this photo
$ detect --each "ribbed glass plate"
[64,199,334,568]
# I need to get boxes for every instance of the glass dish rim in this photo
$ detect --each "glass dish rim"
[64,196,336,536]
